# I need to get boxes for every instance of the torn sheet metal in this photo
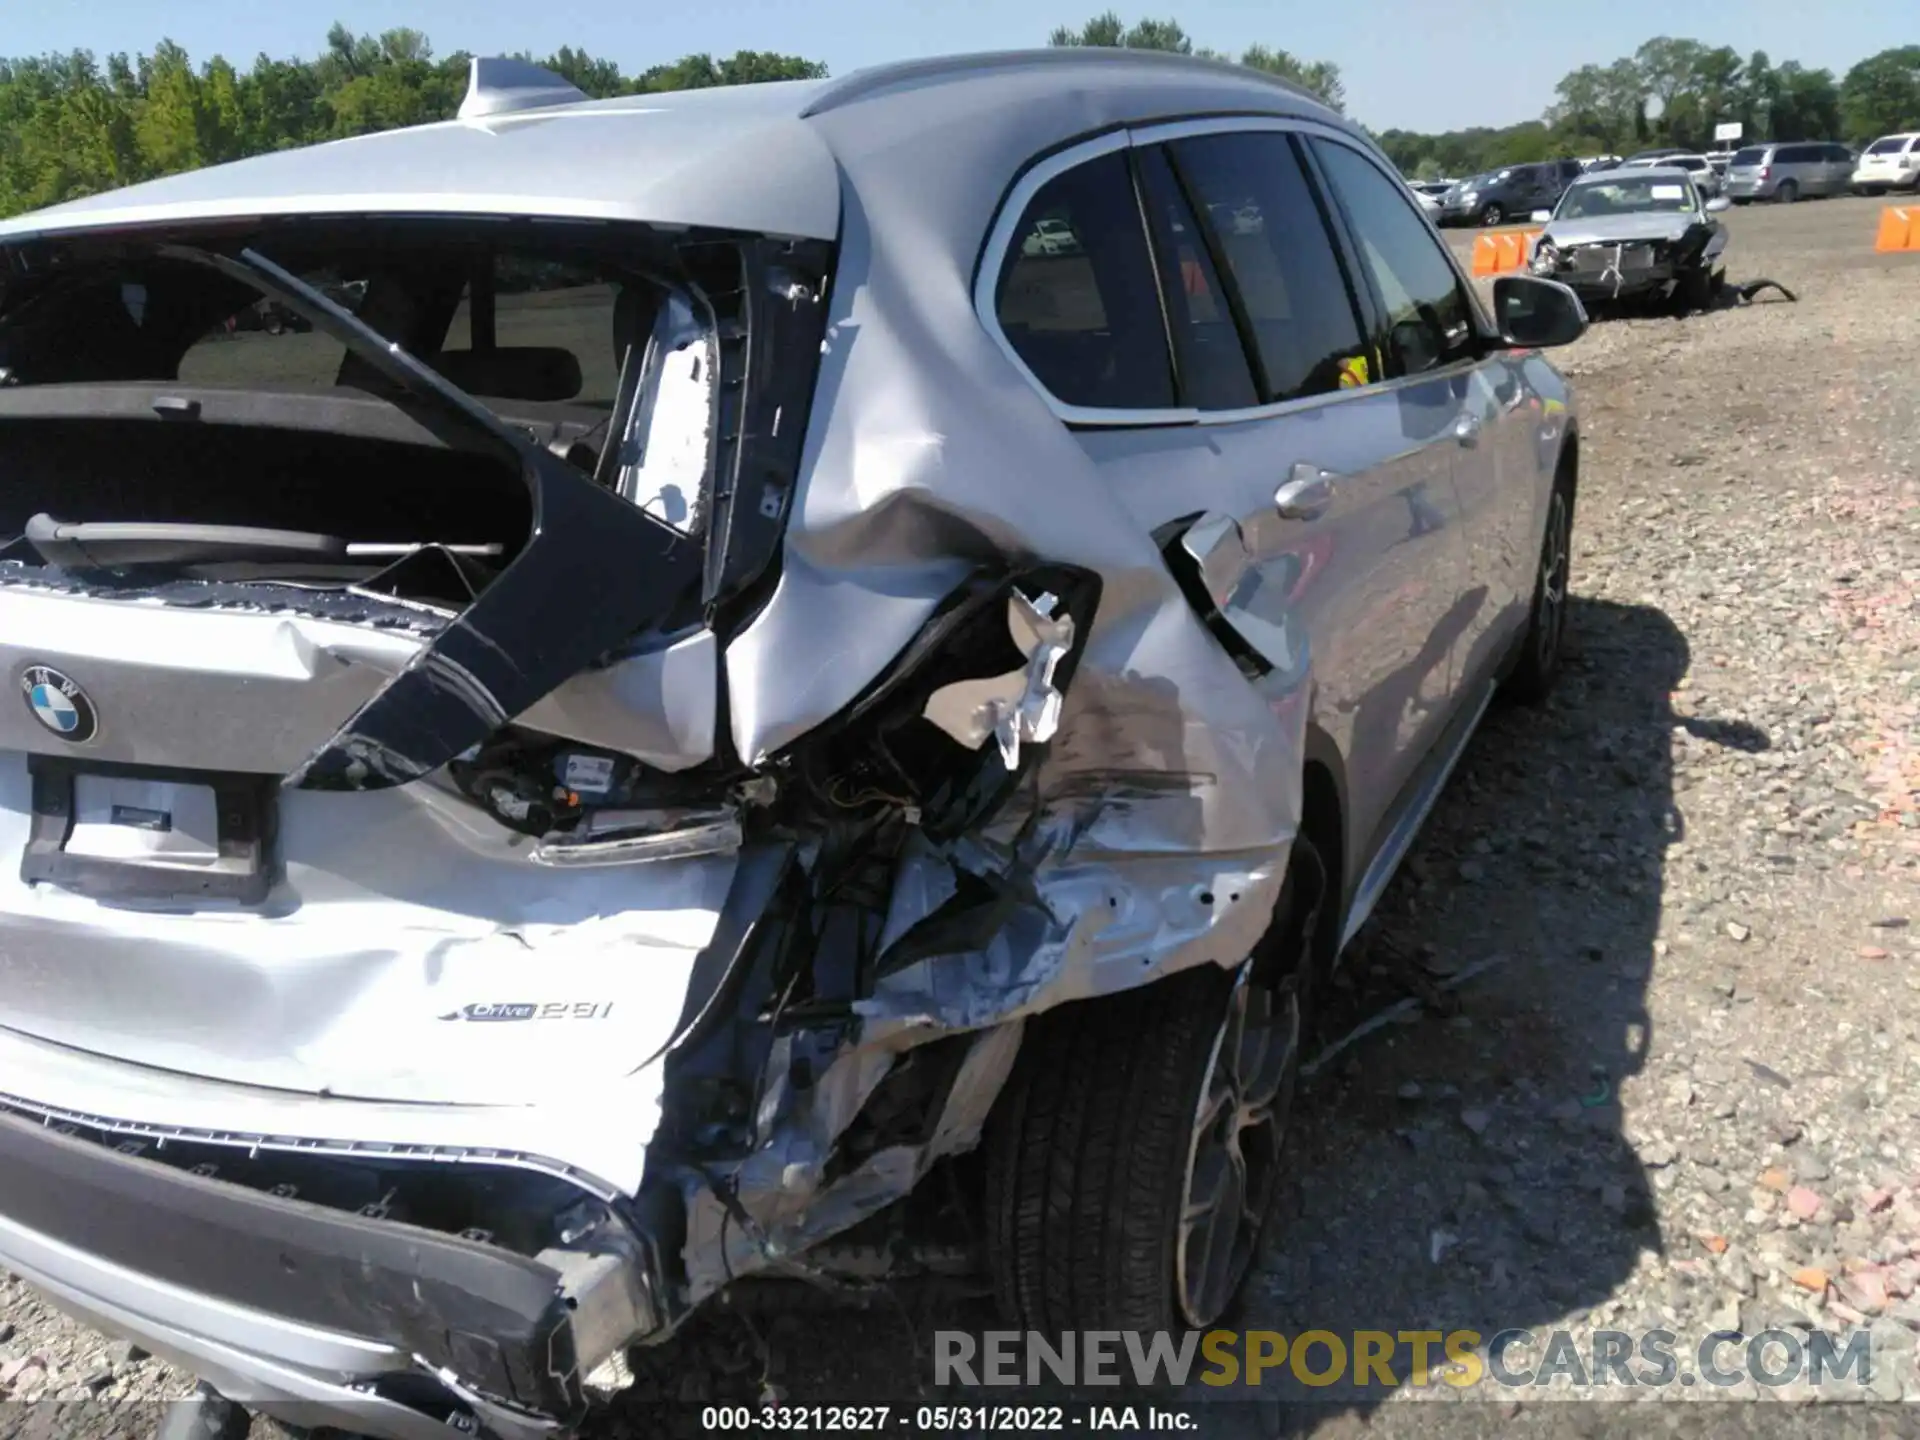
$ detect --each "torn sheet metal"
[687,113,1317,1302]
[922,590,1074,767]
[681,1021,1025,1300]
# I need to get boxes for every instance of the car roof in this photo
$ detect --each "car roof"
[0,49,1341,247]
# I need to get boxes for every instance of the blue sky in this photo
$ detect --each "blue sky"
[4,0,1906,132]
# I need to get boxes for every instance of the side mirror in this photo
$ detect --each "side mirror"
[1491,275,1588,349]
[1530,209,1553,223]
[1705,195,1731,213]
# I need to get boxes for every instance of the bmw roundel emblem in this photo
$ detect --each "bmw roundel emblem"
[20,665,98,744]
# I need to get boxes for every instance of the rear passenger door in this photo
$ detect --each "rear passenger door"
[1106,125,1473,874]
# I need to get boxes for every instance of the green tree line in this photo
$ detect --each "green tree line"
[1048,12,1345,113]
[0,17,1910,216]
[1379,39,1919,179]
[0,23,826,217]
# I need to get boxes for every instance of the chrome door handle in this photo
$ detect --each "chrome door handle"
[1453,412,1483,447]
[1274,463,1336,521]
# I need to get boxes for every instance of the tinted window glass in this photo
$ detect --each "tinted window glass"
[1134,147,1258,411]
[1776,145,1811,164]
[1311,138,1477,376]
[178,272,354,391]
[1730,147,1766,166]
[440,255,628,406]
[1867,137,1907,155]
[1165,132,1370,402]
[994,150,1175,410]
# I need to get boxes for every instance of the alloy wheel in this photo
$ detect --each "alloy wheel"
[1175,962,1300,1328]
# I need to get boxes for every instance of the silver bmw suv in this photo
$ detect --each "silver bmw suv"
[0,50,1586,1440]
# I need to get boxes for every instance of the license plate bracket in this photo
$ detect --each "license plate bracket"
[22,755,277,905]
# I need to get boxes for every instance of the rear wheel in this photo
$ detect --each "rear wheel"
[984,860,1320,1332]
[1501,473,1573,706]
[1775,180,1799,204]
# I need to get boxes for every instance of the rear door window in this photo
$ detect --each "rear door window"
[993,149,1176,411]
[1161,131,1372,402]
[1309,137,1479,377]
[1131,146,1259,411]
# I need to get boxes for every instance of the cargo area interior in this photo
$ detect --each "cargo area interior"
[0,224,691,598]
[0,400,532,563]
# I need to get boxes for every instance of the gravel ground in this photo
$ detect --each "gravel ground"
[2,195,1917,1436]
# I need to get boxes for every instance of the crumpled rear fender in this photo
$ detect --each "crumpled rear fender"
[670,165,1311,1310]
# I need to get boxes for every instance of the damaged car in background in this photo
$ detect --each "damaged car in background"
[0,49,1588,1440]
[1527,164,1731,312]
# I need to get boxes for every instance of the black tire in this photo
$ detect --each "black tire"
[1478,203,1505,227]
[1860,185,1886,197]
[983,866,1318,1333]
[1774,180,1799,204]
[1675,263,1713,314]
[1501,471,1574,706]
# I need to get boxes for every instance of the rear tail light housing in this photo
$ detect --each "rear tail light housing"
[1759,165,1771,179]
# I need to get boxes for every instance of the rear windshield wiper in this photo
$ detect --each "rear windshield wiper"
[22,514,502,571]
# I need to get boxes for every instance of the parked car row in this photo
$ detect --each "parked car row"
[1413,133,1916,222]
[1434,160,1584,226]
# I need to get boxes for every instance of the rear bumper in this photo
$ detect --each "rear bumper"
[0,1105,636,1440]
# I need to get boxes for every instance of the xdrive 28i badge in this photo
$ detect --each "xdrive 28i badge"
[20,665,98,744]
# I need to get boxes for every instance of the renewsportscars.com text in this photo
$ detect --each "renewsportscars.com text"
[934,1328,1882,1391]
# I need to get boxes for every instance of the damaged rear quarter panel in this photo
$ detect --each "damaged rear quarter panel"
[690,87,1310,1297]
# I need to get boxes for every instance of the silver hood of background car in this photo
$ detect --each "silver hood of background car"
[1542,212,1697,247]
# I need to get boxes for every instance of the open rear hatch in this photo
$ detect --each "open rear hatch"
[0,218,829,1111]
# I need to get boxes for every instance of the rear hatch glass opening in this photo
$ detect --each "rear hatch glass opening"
[0,223,719,608]
[0,218,834,792]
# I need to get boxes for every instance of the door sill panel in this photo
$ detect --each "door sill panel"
[1339,679,1497,953]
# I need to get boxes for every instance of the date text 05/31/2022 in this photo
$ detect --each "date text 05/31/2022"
[699,1406,1196,1431]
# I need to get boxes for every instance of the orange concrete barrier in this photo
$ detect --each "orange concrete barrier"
[1470,228,1543,276]
[1874,206,1917,253]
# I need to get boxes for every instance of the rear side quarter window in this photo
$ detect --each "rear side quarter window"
[992,149,1176,412]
